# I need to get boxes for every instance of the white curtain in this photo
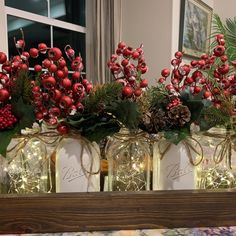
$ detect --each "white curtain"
[86,0,122,84]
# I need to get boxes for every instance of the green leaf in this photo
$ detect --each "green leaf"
[66,114,120,143]
[106,100,141,130]
[0,127,18,157]
[180,88,206,123]
[81,120,120,142]
[164,128,190,145]
[12,97,35,132]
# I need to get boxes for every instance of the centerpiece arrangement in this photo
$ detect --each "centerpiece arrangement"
[1,14,236,193]
[144,31,236,189]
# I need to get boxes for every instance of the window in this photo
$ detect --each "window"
[2,0,86,72]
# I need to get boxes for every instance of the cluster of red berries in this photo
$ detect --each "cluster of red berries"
[0,104,17,130]
[107,42,148,98]
[158,34,236,109]
[0,51,12,103]
[0,29,93,134]
[166,97,182,110]
[31,44,92,128]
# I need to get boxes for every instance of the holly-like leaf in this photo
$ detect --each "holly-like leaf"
[180,88,207,123]
[164,127,190,145]
[67,114,120,142]
[0,126,18,157]
[106,100,141,130]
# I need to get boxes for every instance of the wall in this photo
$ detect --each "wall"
[214,0,236,21]
[121,0,173,85]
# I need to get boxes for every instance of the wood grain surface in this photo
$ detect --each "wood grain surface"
[0,190,236,234]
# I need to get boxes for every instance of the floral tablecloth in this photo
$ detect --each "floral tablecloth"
[3,227,236,236]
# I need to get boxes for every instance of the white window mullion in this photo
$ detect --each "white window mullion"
[0,1,9,54]
[5,6,86,34]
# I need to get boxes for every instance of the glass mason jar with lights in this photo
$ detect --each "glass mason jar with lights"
[7,137,51,194]
[196,127,236,189]
[106,128,151,191]
[0,155,8,193]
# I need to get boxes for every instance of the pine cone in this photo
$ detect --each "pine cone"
[167,105,191,127]
[142,112,155,133]
[151,109,168,132]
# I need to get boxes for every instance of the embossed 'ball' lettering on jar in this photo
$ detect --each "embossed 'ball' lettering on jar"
[152,134,203,190]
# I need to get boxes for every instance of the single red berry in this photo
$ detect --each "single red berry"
[42,76,56,89]
[123,47,133,57]
[161,68,170,77]
[57,122,70,135]
[218,64,230,75]
[121,59,129,67]
[42,58,52,68]
[0,52,7,64]
[34,65,42,73]
[38,43,48,54]
[220,55,228,62]
[58,58,66,68]
[118,41,126,49]
[61,78,72,89]
[48,47,62,61]
[203,91,212,98]
[213,45,225,57]
[194,86,202,94]
[66,48,75,58]
[132,51,140,59]
[140,79,148,88]
[72,71,81,80]
[19,63,28,71]
[48,64,58,73]
[59,95,73,108]
[158,77,165,83]
[185,77,194,84]
[75,102,84,112]
[134,88,142,97]
[174,51,183,59]
[56,70,64,78]
[86,83,93,93]
[122,86,133,97]
[171,59,180,66]
[49,107,61,117]
[0,89,10,102]
[15,39,25,49]
[29,48,39,58]
[35,112,44,120]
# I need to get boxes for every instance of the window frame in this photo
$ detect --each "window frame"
[0,1,86,68]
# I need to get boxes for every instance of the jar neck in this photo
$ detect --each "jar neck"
[114,128,145,140]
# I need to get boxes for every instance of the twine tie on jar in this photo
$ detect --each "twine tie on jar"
[158,136,204,166]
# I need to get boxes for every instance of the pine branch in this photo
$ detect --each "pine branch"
[199,106,230,131]
[211,14,236,61]
[11,71,32,104]
[85,82,122,113]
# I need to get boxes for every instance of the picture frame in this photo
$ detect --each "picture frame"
[179,0,213,58]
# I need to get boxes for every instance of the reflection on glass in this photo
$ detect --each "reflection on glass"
[7,16,50,67]
[50,0,85,27]
[5,0,48,16]
[53,27,86,70]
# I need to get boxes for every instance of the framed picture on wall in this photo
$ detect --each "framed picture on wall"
[179,0,213,58]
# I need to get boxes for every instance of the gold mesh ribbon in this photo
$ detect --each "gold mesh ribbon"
[158,136,204,166]
[202,131,236,168]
